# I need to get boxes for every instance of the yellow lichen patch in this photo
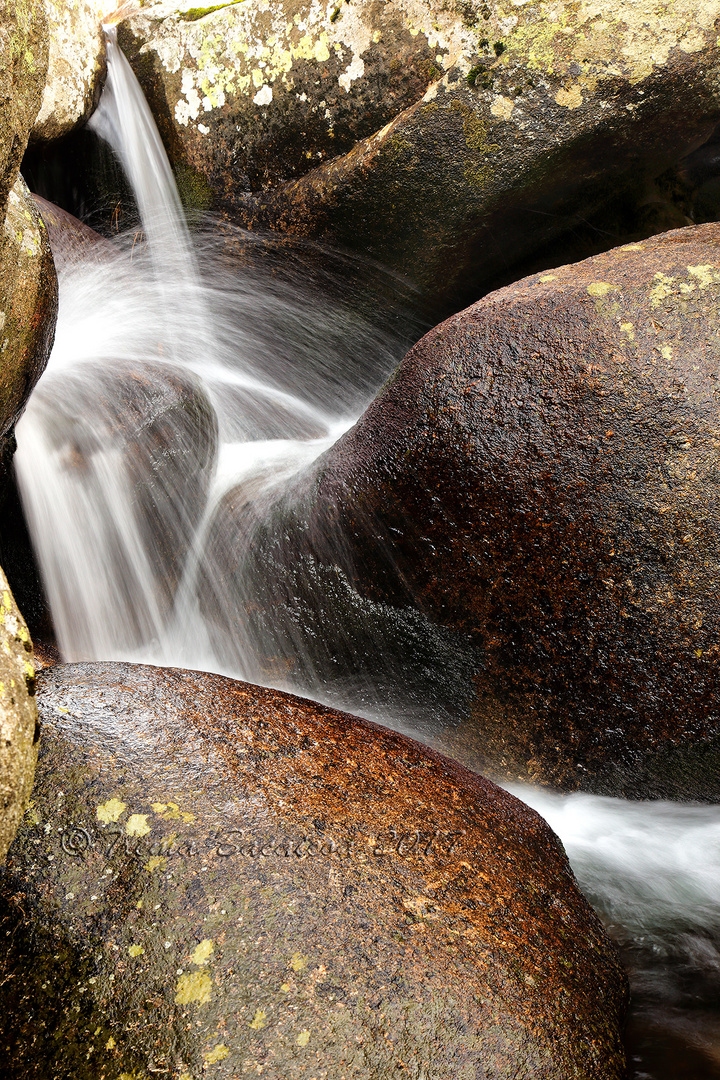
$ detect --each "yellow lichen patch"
[175,971,213,1005]
[490,94,515,120]
[555,83,583,108]
[290,952,308,973]
[128,944,145,957]
[649,272,675,306]
[125,814,151,837]
[105,1036,116,1050]
[539,274,557,282]
[151,801,195,823]
[620,322,635,342]
[97,798,127,824]
[190,939,214,966]
[687,264,720,288]
[249,1008,268,1030]
[24,802,41,825]
[587,281,614,296]
[661,344,673,360]
[145,856,167,873]
[297,1029,311,1046]
[204,1044,230,1064]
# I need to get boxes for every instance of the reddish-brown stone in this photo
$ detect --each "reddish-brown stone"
[204,223,720,799]
[0,661,628,1078]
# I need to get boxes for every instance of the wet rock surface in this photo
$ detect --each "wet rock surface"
[206,223,720,799]
[32,193,119,269]
[31,0,106,143]
[26,360,218,648]
[120,0,720,310]
[0,567,38,863]
[1,660,628,1079]
[0,178,57,449]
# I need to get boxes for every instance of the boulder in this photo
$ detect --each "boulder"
[0,567,38,863]
[0,3,56,479]
[32,193,118,269]
[203,222,720,800]
[0,0,48,220]
[30,0,106,143]
[0,178,58,453]
[119,0,720,309]
[0,660,628,1078]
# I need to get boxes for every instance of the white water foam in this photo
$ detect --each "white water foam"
[15,31,720,1079]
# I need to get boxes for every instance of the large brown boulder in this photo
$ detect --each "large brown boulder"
[30,0,106,143]
[119,0,720,309]
[0,660,628,1078]
[0,568,38,863]
[203,222,720,799]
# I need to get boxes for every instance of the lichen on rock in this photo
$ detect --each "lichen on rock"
[31,0,107,143]
[0,566,38,863]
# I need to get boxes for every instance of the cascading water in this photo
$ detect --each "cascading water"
[14,30,720,1080]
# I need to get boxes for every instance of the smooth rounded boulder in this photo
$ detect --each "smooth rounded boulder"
[204,222,720,800]
[0,661,628,1079]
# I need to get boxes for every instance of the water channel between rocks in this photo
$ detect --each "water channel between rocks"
[14,28,720,1080]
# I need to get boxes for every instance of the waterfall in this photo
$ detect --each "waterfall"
[14,31,720,1080]
[15,28,402,669]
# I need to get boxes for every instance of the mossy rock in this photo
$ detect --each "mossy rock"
[0,0,49,220]
[0,660,628,1079]
[30,0,106,143]
[120,0,720,310]
[0,566,38,862]
[0,177,58,450]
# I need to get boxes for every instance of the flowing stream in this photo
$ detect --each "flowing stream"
[15,30,720,1080]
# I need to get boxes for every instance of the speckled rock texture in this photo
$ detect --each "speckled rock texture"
[205,223,720,800]
[119,0,720,308]
[0,177,57,449]
[0,661,628,1079]
[0,567,38,863]
[30,0,106,143]
[0,0,48,221]
[0,3,56,479]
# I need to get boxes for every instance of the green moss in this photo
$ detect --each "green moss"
[174,163,215,213]
[180,0,246,21]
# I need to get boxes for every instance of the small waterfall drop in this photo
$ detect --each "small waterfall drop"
[15,28,407,670]
[14,32,720,1080]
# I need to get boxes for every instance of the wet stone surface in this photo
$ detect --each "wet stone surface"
[287,222,720,799]
[1,661,627,1079]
